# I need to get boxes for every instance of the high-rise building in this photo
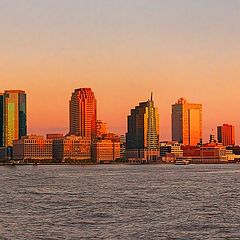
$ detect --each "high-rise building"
[3,90,27,147]
[217,124,235,146]
[172,98,202,146]
[0,93,3,147]
[69,88,97,140]
[126,93,159,160]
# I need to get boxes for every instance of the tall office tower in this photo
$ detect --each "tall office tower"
[3,90,27,147]
[126,93,159,150]
[217,124,235,146]
[0,93,3,147]
[172,98,202,146]
[69,88,97,140]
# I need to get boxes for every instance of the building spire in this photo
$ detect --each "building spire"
[151,92,153,101]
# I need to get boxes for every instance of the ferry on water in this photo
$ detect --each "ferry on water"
[175,158,191,165]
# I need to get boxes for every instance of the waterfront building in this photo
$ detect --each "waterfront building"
[0,93,3,147]
[3,90,27,147]
[226,145,240,155]
[13,135,53,162]
[69,88,97,140]
[126,93,160,161]
[53,135,91,162]
[160,141,183,157]
[181,142,237,163]
[217,124,235,146]
[96,120,108,138]
[92,139,120,163]
[172,98,202,146]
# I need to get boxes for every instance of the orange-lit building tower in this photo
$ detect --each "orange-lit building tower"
[172,98,202,146]
[69,88,97,140]
[3,90,27,147]
[217,124,235,146]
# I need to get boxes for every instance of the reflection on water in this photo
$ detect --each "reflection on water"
[0,164,240,239]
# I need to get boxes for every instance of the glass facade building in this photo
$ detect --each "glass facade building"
[3,90,27,147]
[172,98,202,146]
[126,94,159,150]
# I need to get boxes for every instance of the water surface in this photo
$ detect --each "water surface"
[0,164,240,239]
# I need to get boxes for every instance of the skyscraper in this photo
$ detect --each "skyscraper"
[217,124,235,146]
[3,90,27,147]
[0,93,3,147]
[126,93,159,153]
[172,98,202,146]
[69,88,97,140]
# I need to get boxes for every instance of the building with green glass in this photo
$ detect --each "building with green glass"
[3,90,27,147]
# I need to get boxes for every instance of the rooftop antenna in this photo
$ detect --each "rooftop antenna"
[151,92,153,101]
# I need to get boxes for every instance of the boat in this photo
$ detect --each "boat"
[175,159,190,165]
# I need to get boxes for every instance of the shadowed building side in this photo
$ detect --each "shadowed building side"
[126,93,160,162]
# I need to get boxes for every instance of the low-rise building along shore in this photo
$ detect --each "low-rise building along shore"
[13,135,53,162]
[53,135,91,162]
[92,139,120,163]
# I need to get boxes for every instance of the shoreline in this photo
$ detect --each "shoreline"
[0,161,239,166]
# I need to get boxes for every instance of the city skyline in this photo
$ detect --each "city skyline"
[1,1,240,143]
[0,87,239,145]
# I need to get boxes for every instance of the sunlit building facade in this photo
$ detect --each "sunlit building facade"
[13,135,53,161]
[69,88,97,140]
[126,94,160,161]
[92,139,120,163]
[217,124,235,146]
[53,135,91,162]
[3,90,27,147]
[172,98,202,146]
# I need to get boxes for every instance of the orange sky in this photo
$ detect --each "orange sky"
[1,0,240,143]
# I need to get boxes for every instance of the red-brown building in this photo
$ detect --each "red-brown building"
[69,88,97,140]
[182,142,230,163]
[217,124,235,146]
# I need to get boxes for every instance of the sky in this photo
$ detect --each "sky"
[1,0,240,143]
